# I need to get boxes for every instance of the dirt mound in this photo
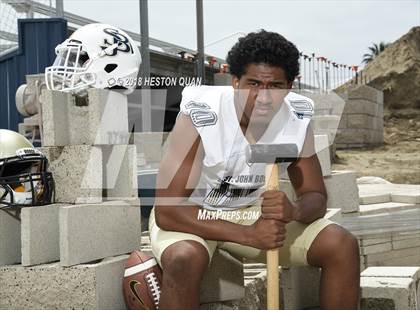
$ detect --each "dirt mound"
[362,26,420,110]
[332,27,420,184]
[333,113,420,184]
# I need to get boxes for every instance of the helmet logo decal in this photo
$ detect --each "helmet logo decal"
[101,28,134,56]
[16,148,43,157]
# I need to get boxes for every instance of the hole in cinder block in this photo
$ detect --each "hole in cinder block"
[74,95,89,107]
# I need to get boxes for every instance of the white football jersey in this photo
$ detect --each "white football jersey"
[179,86,314,210]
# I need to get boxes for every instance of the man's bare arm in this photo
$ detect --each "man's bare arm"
[287,126,328,224]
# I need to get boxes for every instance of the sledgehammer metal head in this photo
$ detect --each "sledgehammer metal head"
[246,143,299,163]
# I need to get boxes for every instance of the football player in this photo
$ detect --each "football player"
[151,30,360,310]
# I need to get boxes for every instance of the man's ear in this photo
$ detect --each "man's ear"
[282,81,294,96]
[231,76,240,88]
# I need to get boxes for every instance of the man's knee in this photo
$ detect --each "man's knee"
[308,224,360,266]
[161,240,210,280]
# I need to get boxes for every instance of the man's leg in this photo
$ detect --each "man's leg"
[159,240,210,310]
[306,224,360,310]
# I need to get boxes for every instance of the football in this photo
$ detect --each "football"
[123,250,162,310]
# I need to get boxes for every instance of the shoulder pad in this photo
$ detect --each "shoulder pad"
[288,97,314,120]
[180,86,228,127]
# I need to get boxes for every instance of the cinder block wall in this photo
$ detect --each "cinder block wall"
[335,85,384,149]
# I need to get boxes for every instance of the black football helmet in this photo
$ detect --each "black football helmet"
[0,130,54,217]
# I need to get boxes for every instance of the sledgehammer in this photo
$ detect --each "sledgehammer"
[247,144,299,310]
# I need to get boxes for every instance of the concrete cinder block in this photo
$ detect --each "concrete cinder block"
[371,116,380,131]
[59,201,140,266]
[360,242,392,255]
[200,249,245,303]
[311,115,341,130]
[391,193,420,204]
[103,144,138,199]
[314,137,335,170]
[40,144,141,203]
[344,99,377,116]
[347,114,370,129]
[0,210,21,266]
[335,128,369,145]
[358,184,420,204]
[358,202,417,216]
[361,267,420,281]
[324,171,359,213]
[39,145,103,204]
[372,129,384,144]
[324,208,341,222]
[347,85,382,103]
[308,91,346,116]
[338,114,347,129]
[234,272,267,310]
[360,236,392,247]
[392,237,420,250]
[134,132,168,164]
[392,232,420,242]
[200,302,236,310]
[315,134,331,177]
[86,88,129,145]
[280,171,359,213]
[21,204,67,266]
[359,193,391,205]
[361,276,417,310]
[365,246,420,266]
[282,266,321,310]
[313,129,338,148]
[41,89,129,146]
[0,255,128,310]
[349,143,368,148]
[377,255,420,267]
[40,90,70,147]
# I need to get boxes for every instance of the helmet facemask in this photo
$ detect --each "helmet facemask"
[45,41,96,96]
[0,149,55,210]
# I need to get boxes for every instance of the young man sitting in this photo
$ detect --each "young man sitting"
[150,30,360,310]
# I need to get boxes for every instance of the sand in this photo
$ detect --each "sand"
[332,110,420,184]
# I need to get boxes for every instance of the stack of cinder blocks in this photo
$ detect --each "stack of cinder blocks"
[0,89,140,310]
[335,85,384,149]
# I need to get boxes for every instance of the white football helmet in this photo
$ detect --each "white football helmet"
[45,23,141,95]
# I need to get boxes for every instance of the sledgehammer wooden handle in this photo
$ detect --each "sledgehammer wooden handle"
[266,164,280,310]
[246,143,298,310]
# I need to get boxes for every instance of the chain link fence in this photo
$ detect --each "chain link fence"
[0,0,54,53]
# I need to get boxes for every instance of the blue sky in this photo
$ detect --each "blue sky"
[63,0,419,67]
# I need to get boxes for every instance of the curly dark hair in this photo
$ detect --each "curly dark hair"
[226,30,300,82]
